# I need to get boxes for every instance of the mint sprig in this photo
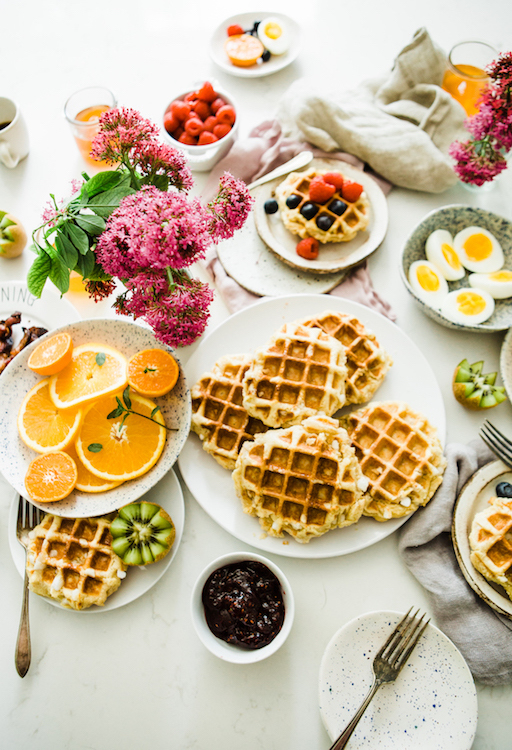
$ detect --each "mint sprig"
[106,386,175,431]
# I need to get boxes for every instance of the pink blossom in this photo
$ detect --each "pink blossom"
[208,172,254,240]
[449,140,507,185]
[133,142,193,191]
[90,107,159,164]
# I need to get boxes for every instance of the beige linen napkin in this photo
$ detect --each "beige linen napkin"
[399,440,512,686]
[278,28,467,193]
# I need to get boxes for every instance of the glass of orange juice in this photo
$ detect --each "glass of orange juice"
[64,86,116,167]
[442,41,498,116]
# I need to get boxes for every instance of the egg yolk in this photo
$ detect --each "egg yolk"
[456,291,486,316]
[442,243,461,270]
[489,271,512,281]
[263,22,282,39]
[417,265,440,291]
[463,233,493,261]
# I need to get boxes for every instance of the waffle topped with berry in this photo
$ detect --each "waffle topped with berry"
[275,169,370,244]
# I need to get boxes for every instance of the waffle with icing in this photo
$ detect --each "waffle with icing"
[340,401,446,522]
[26,514,127,610]
[191,353,270,470]
[296,311,393,404]
[275,168,370,244]
[469,495,512,601]
[232,415,368,543]
[242,322,347,428]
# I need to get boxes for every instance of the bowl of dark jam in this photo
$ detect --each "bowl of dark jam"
[191,552,295,663]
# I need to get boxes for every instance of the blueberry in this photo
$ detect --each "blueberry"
[261,49,271,62]
[286,194,302,209]
[316,214,335,231]
[264,199,278,215]
[496,481,512,498]
[328,199,348,216]
[300,202,319,220]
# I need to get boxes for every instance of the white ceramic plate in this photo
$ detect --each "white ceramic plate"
[178,294,446,559]
[452,459,512,619]
[253,160,388,273]
[0,318,191,517]
[8,468,184,613]
[500,327,512,402]
[209,12,301,78]
[319,611,477,749]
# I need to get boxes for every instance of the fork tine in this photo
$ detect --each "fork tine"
[482,421,512,458]
[376,607,413,659]
[394,615,430,670]
[480,423,512,466]
[384,609,422,664]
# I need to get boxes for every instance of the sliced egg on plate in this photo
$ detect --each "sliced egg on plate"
[257,17,289,55]
[425,229,465,280]
[441,287,495,325]
[453,226,504,273]
[469,269,512,299]
[408,260,448,307]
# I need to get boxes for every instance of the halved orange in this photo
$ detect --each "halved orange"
[25,451,78,503]
[66,443,122,493]
[127,349,179,397]
[27,332,73,376]
[75,391,166,482]
[49,343,127,409]
[18,379,82,453]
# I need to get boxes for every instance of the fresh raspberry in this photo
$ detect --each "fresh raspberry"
[309,176,336,204]
[227,24,244,36]
[193,100,211,121]
[341,181,364,202]
[296,238,320,260]
[210,97,226,114]
[323,172,345,190]
[184,91,198,103]
[184,117,204,136]
[215,105,236,125]
[213,122,231,139]
[197,81,218,103]
[169,100,191,121]
[203,116,217,133]
[172,126,184,140]
[178,132,197,145]
[163,111,179,134]
[198,131,219,145]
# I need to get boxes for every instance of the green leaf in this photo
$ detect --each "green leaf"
[123,386,132,410]
[147,174,169,192]
[150,406,161,418]
[54,232,78,269]
[64,222,89,255]
[115,396,124,410]
[96,352,106,366]
[88,186,135,218]
[85,171,124,198]
[49,255,70,294]
[75,214,106,235]
[87,443,103,453]
[86,262,112,281]
[27,251,52,297]
[74,250,96,279]
[107,407,124,420]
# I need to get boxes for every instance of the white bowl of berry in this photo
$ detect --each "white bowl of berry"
[162,80,238,172]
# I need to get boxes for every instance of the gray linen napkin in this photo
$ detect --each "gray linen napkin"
[398,440,512,686]
[278,28,467,193]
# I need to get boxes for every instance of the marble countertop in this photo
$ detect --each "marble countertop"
[1,0,512,748]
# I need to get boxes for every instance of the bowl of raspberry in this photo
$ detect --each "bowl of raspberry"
[162,80,238,171]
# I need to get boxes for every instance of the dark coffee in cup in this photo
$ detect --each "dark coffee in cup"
[0,121,12,131]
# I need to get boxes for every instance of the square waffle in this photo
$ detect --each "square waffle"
[275,168,370,244]
[232,415,368,543]
[191,353,270,470]
[242,322,347,428]
[26,514,127,610]
[470,495,512,600]
[295,311,393,404]
[340,401,446,521]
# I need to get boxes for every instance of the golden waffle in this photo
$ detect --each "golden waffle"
[242,322,347,428]
[340,401,446,521]
[296,311,393,404]
[469,495,512,600]
[26,514,127,610]
[232,415,368,543]
[191,353,270,470]
[275,168,370,244]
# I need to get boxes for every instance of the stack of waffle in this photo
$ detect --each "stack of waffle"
[470,495,512,601]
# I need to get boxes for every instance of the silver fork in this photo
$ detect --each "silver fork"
[479,420,512,469]
[328,608,430,750]
[15,496,43,677]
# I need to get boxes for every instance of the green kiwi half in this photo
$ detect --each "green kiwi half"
[453,358,507,410]
[110,502,176,565]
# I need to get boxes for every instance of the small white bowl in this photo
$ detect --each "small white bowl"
[191,551,295,663]
[162,82,238,172]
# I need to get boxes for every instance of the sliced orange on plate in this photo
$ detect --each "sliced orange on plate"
[127,348,179,397]
[27,332,74,376]
[49,343,127,409]
[17,379,82,453]
[25,451,78,503]
[65,443,123,494]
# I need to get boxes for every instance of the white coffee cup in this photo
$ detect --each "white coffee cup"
[0,98,29,169]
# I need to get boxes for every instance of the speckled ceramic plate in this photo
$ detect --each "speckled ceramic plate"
[500,327,512,403]
[253,159,388,273]
[0,318,191,517]
[0,279,81,341]
[400,205,512,332]
[7,468,184,612]
[452,459,512,619]
[319,611,477,749]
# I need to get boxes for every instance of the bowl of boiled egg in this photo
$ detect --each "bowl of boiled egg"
[401,205,512,332]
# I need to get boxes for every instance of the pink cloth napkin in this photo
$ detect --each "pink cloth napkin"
[202,120,396,321]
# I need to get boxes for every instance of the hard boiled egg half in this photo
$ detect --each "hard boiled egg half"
[441,287,495,325]
[257,17,289,55]
[425,229,464,280]
[454,226,504,273]
[408,260,448,308]
[469,269,512,299]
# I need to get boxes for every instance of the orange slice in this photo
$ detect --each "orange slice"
[49,343,128,409]
[66,443,122,493]
[225,34,264,67]
[25,451,78,503]
[75,391,166,482]
[127,349,179,397]
[17,379,82,453]
[27,332,73,376]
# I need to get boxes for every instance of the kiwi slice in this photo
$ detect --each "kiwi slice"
[452,358,507,410]
[110,502,175,565]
